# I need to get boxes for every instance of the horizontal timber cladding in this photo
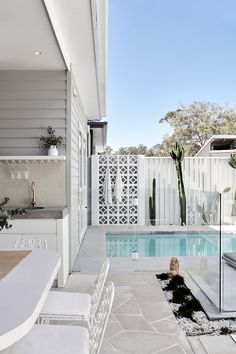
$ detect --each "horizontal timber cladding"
[67,73,88,270]
[0,70,67,156]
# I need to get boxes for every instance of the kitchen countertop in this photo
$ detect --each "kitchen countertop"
[9,206,68,219]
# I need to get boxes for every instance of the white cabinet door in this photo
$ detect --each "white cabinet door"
[0,218,69,287]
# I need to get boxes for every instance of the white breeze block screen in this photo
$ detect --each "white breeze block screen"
[91,155,145,225]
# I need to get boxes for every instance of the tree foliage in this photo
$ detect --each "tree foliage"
[158,101,236,156]
[102,101,236,157]
[116,144,148,155]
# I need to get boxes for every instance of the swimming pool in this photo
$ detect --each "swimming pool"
[106,232,236,257]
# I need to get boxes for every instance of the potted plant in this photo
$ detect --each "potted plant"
[39,126,64,156]
[0,197,26,231]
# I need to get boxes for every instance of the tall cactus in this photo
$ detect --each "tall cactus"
[170,143,186,226]
[149,178,156,225]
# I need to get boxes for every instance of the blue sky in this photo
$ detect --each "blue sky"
[107,0,236,150]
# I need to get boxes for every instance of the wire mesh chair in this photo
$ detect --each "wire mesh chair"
[39,259,109,325]
[15,237,48,250]
[90,281,114,354]
[1,282,115,354]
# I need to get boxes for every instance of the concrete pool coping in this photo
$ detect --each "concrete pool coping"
[74,225,232,273]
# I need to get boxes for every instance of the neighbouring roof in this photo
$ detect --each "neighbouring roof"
[195,135,236,157]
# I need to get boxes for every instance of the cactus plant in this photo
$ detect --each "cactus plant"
[170,143,186,226]
[196,188,230,225]
[149,178,156,225]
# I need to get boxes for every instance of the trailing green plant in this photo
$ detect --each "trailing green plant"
[171,288,191,304]
[228,154,236,217]
[156,273,170,281]
[196,188,230,225]
[177,304,194,321]
[170,143,186,226]
[185,299,202,311]
[0,197,26,231]
[228,153,236,169]
[39,126,64,149]
[170,274,185,286]
[149,178,156,225]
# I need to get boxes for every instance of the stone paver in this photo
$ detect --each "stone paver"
[116,314,155,332]
[102,272,193,354]
[199,335,236,354]
[110,331,177,354]
[152,319,180,335]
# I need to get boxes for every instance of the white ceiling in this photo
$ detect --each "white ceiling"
[0,0,65,69]
[0,0,107,119]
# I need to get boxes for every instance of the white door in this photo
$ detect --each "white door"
[78,131,88,238]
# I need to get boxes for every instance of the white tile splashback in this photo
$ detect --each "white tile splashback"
[0,164,66,206]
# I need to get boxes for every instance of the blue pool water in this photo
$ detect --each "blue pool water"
[106,232,236,257]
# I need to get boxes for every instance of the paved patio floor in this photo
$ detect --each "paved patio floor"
[65,271,193,354]
[70,226,236,353]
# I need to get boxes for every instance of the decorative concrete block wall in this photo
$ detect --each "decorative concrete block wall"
[91,155,145,225]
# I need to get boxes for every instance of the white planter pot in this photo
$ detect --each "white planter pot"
[48,145,58,156]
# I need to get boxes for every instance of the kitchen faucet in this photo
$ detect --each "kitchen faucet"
[31,181,36,207]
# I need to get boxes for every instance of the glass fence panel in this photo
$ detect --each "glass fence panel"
[221,190,236,312]
[184,189,221,311]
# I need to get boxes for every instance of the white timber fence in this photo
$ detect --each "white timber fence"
[91,155,236,226]
[146,157,236,225]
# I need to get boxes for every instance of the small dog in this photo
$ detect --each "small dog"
[168,257,179,276]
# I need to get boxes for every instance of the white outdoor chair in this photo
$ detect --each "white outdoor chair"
[39,259,109,325]
[2,281,114,354]
[14,237,48,250]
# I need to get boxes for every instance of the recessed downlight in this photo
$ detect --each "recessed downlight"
[34,51,43,55]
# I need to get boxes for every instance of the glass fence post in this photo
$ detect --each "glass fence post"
[219,192,222,312]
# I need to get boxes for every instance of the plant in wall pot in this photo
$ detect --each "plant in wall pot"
[0,197,26,231]
[39,126,64,156]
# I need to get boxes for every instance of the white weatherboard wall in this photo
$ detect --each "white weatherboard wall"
[67,71,88,270]
[146,157,236,225]
[0,70,67,156]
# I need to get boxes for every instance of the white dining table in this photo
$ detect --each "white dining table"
[0,249,61,351]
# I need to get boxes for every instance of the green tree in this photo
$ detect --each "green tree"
[102,145,114,154]
[116,144,148,155]
[159,101,236,156]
